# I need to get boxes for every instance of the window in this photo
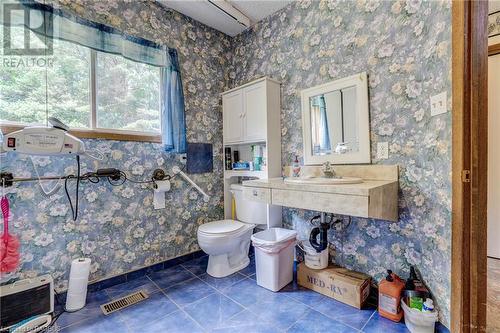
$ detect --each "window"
[0,27,91,127]
[96,53,160,133]
[0,28,161,141]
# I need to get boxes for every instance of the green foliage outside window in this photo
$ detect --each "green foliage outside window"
[0,26,161,133]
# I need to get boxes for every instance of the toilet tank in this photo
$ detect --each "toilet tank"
[230,184,267,225]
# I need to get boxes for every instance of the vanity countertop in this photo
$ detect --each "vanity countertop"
[242,177,397,196]
[241,165,399,221]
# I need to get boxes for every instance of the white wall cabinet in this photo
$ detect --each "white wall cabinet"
[223,78,277,144]
[222,90,244,143]
[222,77,282,226]
[242,82,267,142]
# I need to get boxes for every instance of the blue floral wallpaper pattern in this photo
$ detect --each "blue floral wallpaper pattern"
[489,11,500,37]
[2,0,452,327]
[1,0,230,289]
[228,0,451,326]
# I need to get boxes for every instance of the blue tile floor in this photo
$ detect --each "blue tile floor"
[54,254,449,333]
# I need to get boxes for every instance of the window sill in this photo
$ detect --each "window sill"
[1,124,161,143]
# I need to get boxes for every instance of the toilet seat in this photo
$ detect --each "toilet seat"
[198,220,252,237]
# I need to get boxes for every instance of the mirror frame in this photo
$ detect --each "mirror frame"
[301,72,371,165]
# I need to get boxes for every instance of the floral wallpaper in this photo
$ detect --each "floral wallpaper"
[1,0,230,289]
[228,0,451,326]
[2,0,452,328]
[489,11,500,38]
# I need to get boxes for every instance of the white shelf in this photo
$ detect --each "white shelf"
[224,170,267,179]
[222,78,282,225]
[223,140,266,146]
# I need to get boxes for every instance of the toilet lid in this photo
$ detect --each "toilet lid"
[198,220,246,235]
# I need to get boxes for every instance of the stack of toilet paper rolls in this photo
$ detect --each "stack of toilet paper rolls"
[65,258,91,312]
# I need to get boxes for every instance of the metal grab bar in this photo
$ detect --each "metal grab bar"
[172,166,210,201]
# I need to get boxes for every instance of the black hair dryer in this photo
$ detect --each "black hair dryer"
[309,218,330,253]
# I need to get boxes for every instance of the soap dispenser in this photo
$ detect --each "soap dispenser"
[378,270,405,322]
[292,155,301,177]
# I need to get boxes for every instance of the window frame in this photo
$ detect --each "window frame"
[0,49,162,143]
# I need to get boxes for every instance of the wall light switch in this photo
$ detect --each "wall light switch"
[430,91,447,116]
[377,142,389,159]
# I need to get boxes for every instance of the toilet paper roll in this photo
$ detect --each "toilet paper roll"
[153,180,171,209]
[65,258,91,312]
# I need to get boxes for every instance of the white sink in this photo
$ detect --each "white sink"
[284,176,363,185]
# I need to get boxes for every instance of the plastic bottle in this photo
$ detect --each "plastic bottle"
[405,266,429,293]
[252,145,262,171]
[378,270,405,322]
[225,147,232,170]
[292,155,301,177]
[422,298,434,313]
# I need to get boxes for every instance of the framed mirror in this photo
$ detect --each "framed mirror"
[301,72,370,165]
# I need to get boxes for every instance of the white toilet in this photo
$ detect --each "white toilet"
[197,184,267,278]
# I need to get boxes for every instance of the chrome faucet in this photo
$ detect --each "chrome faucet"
[322,161,336,178]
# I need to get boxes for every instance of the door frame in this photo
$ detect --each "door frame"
[451,1,488,332]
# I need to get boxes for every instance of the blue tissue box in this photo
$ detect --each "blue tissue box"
[232,162,250,170]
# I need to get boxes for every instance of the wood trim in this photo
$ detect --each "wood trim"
[451,3,468,329]
[0,124,161,143]
[451,1,488,332]
[489,43,500,56]
[470,1,488,331]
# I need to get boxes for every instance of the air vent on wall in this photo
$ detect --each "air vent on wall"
[207,0,251,28]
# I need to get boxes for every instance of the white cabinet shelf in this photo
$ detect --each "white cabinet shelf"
[224,170,267,179]
[222,77,282,226]
[222,77,280,145]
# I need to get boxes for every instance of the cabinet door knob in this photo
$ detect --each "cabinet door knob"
[253,190,258,196]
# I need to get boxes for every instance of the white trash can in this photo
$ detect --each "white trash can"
[251,228,297,292]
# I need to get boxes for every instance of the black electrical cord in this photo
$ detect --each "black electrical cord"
[61,163,184,221]
[40,289,66,333]
[80,172,100,184]
[64,155,80,221]
[124,175,156,184]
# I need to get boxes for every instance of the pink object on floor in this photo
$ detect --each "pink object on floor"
[0,196,20,273]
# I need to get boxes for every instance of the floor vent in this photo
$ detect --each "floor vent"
[100,290,149,315]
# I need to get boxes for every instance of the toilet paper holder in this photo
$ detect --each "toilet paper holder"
[150,167,210,209]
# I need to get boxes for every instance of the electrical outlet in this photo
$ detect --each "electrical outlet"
[430,91,447,116]
[377,142,389,159]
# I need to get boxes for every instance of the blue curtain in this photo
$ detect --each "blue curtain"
[311,96,331,152]
[318,96,331,151]
[4,0,187,153]
[161,50,187,153]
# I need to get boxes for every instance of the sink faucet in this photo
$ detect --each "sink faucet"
[322,161,336,178]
